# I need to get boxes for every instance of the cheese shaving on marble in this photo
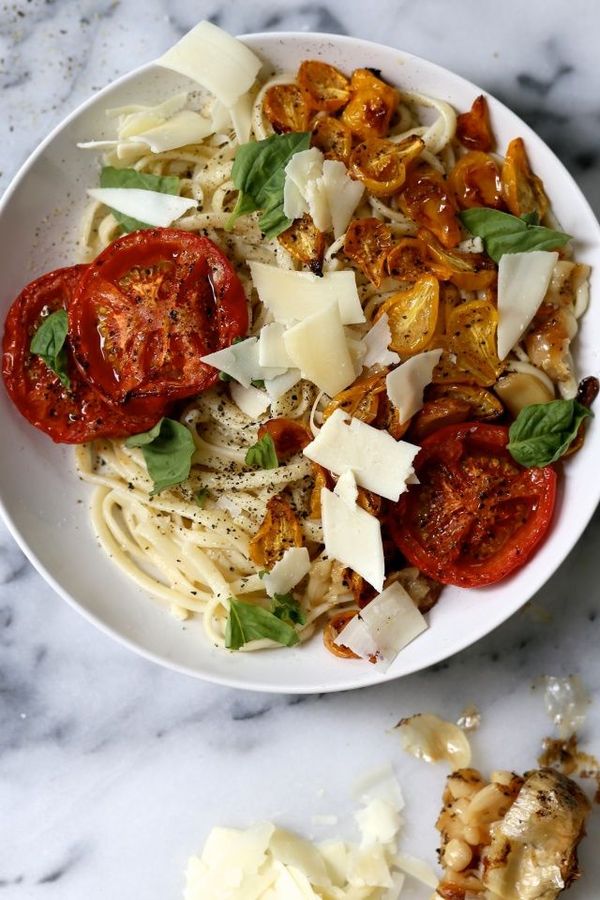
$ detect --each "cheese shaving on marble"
[183,766,435,899]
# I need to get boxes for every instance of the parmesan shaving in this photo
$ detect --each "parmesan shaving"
[86,188,196,227]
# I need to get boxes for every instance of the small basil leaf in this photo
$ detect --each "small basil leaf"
[29,308,71,389]
[100,166,180,233]
[225,596,299,650]
[126,417,195,495]
[245,434,279,469]
[271,592,306,626]
[460,207,571,262]
[194,488,210,508]
[226,132,311,237]
[508,399,593,467]
[520,211,540,226]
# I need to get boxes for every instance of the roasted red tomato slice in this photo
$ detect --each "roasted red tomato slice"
[389,422,556,588]
[69,229,248,405]
[2,266,162,443]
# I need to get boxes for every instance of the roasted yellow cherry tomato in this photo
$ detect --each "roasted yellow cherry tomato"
[344,217,395,287]
[387,237,448,282]
[311,116,353,162]
[444,299,502,386]
[309,463,332,520]
[427,383,504,420]
[502,137,549,220]
[298,60,350,112]
[278,214,325,274]
[375,275,440,356]
[349,135,424,197]
[249,495,304,567]
[448,151,504,210]
[263,83,310,133]
[323,610,362,660]
[341,68,399,141]
[418,228,497,291]
[398,165,462,249]
[408,397,473,443]
[323,371,387,424]
[456,95,495,152]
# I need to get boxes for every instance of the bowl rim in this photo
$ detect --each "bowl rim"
[1,30,599,693]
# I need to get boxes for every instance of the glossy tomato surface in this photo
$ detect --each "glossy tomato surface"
[390,422,557,587]
[69,228,248,405]
[2,266,162,443]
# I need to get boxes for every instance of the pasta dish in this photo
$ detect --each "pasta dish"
[1,22,595,667]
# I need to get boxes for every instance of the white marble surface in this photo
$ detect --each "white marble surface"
[2,1,600,897]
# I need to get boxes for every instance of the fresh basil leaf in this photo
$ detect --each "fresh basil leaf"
[520,211,540,226]
[508,399,593,467]
[227,131,311,237]
[271,592,306,626]
[194,487,210,508]
[245,434,278,469]
[30,308,71,389]
[251,378,265,389]
[100,166,180,233]
[460,208,571,262]
[126,417,195,495]
[225,596,299,650]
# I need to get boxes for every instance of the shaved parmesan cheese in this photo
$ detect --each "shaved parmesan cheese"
[497,250,558,360]
[131,110,214,152]
[86,187,196,227]
[321,160,364,239]
[334,470,358,508]
[386,349,443,424]
[283,304,356,397]
[283,148,324,225]
[259,323,295,369]
[250,262,365,326]
[156,21,261,109]
[77,139,119,150]
[337,583,427,667]
[359,583,428,665]
[184,768,437,899]
[321,487,384,591]
[334,615,379,659]
[283,150,363,237]
[201,337,286,389]
[394,853,439,889]
[264,368,302,402]
[106,93,189,121]
[262,547,311,598]
[230,92,254,145]
[352,764,405,812]
[361,314,400,369]
[210,99,232,133]
[355,798,402,845]
[457,236,484,253]
[270,830,331,887]
[347,843,393,888]
[230,382,271,418]
[303,408,419,501]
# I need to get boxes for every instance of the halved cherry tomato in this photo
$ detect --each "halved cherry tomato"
[249,495,304,568]
[398,165,462,248]
[389,422,557,587]
[448,151,504,210]
[258,418,312,461]
[341,68,398,141]
[502,137,549,220]
[264,83,311,133]
[311,116,353,162]
[2,266,163,443]
[344,217,395,287]
[456,95,495,152]
[323,610,361,659]
[69,229,248,406]
[298,60,350,112]
[278,214,325,274]
[349,136,424,197]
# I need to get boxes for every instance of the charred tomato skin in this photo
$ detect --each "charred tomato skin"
[389,422,557,588]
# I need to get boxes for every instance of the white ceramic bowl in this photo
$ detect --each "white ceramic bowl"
[1,32,599,693]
